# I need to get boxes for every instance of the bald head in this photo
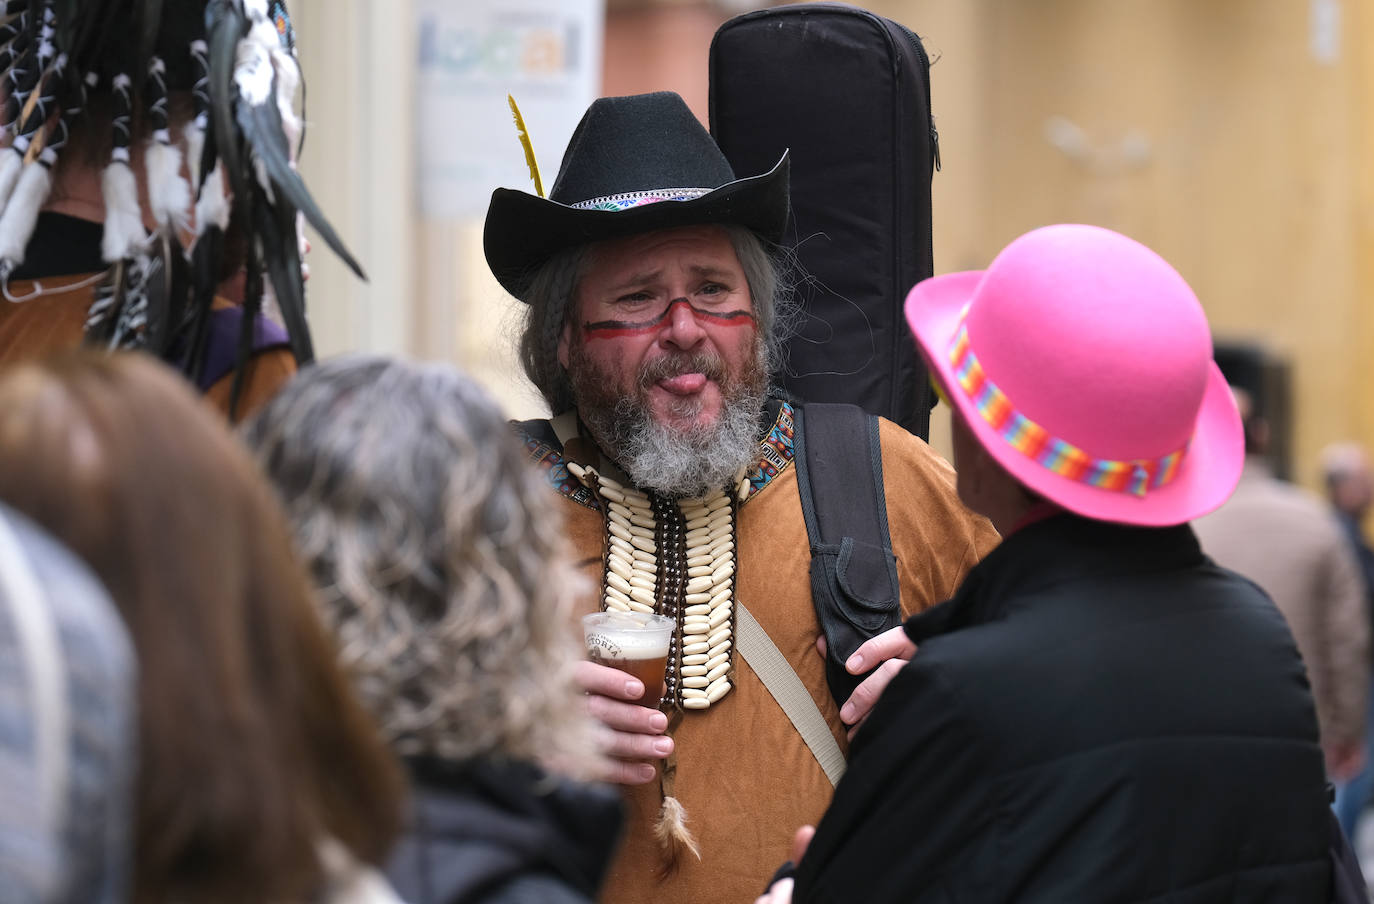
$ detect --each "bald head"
[1321,443,1373,519]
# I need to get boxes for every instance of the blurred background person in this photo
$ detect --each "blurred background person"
[243,355,622,904]
[0,0,360,421]
[0,503,135,904]
[1321,442,1374,842]
[0,352,405,904]
[1323,442,1374,605]
[1194,390,1370,811]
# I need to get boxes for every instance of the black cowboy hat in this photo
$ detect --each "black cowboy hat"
[483,91,789,301]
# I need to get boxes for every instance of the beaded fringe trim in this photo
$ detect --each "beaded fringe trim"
[568,462,752,711]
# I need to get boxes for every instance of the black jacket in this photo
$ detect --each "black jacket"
[385,758,623,904]
[794,515,1331,903]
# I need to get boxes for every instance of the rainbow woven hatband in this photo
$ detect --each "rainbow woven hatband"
[948,319,1186,498]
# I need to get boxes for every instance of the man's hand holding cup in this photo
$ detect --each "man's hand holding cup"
[579,612,677,785]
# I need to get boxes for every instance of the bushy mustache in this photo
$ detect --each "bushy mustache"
[637,353,726,389]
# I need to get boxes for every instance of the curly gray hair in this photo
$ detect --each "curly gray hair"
[518,225,788,414]
[241,355,598,774]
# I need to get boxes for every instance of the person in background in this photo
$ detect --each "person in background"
[1320,442,1374,840]
[243,355,623,904]
[1323,442,1374,606]
[0,503,135,904]
[1194,391,1369,810]
[0,0,360,421]
[765,224,1333,902]
[0,352,405,903]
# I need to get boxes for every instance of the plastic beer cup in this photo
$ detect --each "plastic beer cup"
[581,611,675,704]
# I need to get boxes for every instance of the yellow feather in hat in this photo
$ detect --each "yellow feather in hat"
[507,94,544,199]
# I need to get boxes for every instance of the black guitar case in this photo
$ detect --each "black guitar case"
[709,2,940,440]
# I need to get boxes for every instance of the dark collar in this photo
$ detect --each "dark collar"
[905,514,1206,644]
[402,755,623,899]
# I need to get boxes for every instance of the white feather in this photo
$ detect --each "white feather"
[0,149,24,210]
[0,161,50,266]
[194,163,230,237]
[234,40,274,106]
[100,161,147,262]
[144,139,190,234]
[271,46,302,155]
[246,9,279,50]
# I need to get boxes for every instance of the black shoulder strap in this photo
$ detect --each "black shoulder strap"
[792,402,903,706]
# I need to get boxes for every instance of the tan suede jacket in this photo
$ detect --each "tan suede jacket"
[518,401,999,904]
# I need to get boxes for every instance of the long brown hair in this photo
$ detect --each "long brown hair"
[0,352,403,903]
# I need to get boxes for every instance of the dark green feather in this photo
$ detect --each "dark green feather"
[235,70,366,279]
[206,0,245,208]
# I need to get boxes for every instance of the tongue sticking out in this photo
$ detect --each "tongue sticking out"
[658,373,708,395]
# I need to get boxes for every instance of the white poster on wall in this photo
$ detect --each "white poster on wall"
[414,0,604,220]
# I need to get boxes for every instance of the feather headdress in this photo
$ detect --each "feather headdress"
[0,0,363,413]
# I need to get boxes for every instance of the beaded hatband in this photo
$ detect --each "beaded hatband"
[570,187,713,212]
[949,321,1187,497]
[567,462,751,711]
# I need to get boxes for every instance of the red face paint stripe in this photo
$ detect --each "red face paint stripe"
[693,309,755,325]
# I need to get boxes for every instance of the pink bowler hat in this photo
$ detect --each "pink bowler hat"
[905,224,1243,527]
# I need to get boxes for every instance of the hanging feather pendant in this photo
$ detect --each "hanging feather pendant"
[0,154,49,269]
[0,147,23,209]
[653,796,702,876]
[145,136,190,232]
[0,66,91,272]
[144,56,191,233]
[101,160,145,261]
[101,74,146,263]
[209,3,364,279]
[652,719,701,876]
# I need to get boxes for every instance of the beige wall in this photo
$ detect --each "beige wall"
[294,0,550,419]
[603,3,730,123]
[1355,0,1374,477]
[293,0,417,361]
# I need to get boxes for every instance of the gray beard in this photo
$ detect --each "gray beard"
[608,388,764,498]
[569,342,769,499]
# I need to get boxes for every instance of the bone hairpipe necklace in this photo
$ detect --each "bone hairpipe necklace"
[567,462,750,710]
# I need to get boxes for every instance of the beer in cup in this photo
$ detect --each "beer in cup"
[581,611,674,704]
